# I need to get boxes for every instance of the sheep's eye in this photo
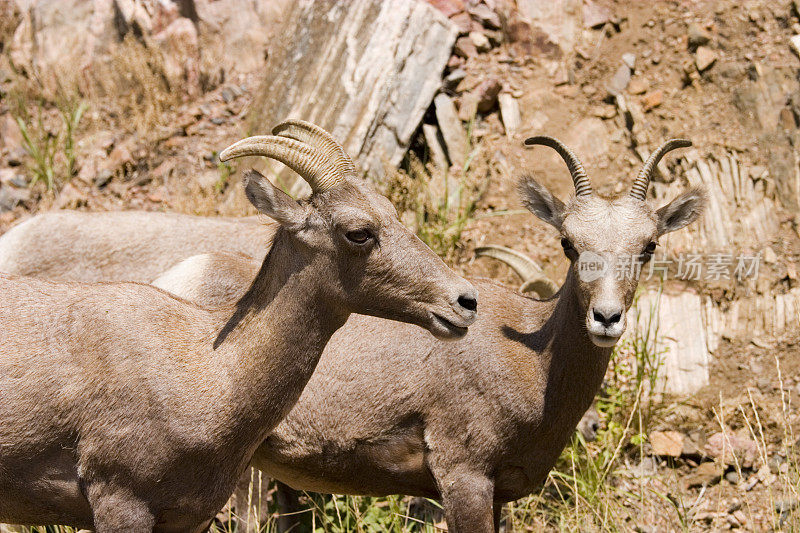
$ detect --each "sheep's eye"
[345,229,371,244]
[561,238,573,251]
[644,241,657,255]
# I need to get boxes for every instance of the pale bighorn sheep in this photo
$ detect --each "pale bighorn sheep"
[0,211,275,282]
[0,120,478,532]
[152,137,704,532]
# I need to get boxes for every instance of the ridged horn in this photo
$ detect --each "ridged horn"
[271,119,356,175]
[219,135,344,193]
[475,245,559,298]
[524,136,592,197]
[630,139,692,201]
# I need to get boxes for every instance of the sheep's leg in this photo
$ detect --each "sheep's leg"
[88,488,154,533]
[437,471,495,533]
[275,481,303,533]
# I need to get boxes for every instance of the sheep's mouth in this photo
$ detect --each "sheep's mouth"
[430,312,469,339]
[589,332,621,347]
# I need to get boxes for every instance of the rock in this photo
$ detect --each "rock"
[705,432,758,468]
[686,462,722,487]
[422,124,449,170]
[456,92,479,121]
[649,430,684,457]
[454,35,478,57]
[434,93,467,165]
[687,23,711,49]
[565,117,609,166]
[94,169,113,188]
[444,68,466,89]
[517,0,581,54]
[0,113,23,153]
[606,63,631,96]
[591,104,616,119]
[764,246,778,263]
[775,499,799,515]
[642,89,663,111]
[582,0,612,29]
[448,11,474,34]
[468,4,500,29]
[151,16,200,94]
[0,184,29,213]
[791,35,800,58]
[628,78,648,95]
[622,52,636,70]
[474,78,502,113]
[627,290,710,395]
[469,31,491,52]
[695,46,717,71]
[725,470,741,484]
[498,93,520,135]
[426,0,465,18]
[249,0,457,177]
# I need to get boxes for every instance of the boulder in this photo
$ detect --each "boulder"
[247,0,458,178]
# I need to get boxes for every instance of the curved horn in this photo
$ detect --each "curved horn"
[475,245,559,298]
[272,119,356,175]
[219,135,344,193]
[630,139,692,201]
[524,136,592,197]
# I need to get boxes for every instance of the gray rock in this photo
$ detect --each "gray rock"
[622,52,636,70]
[467,4,500,29]
[606,63,631,96]
[444,68,467,89]
[468,31,491,52]
[687,23,711,49]
[498,93,520,135]
[695,46,717,71]
[434,93,467,166]
[0,184,29,212]
[248,0,458,177]
[422,124,449,171]
[94,169,113,188]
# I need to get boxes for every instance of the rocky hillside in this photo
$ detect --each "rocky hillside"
[1,0,799,530]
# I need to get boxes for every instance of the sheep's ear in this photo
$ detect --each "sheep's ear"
[656,187,706,236]
[518,175,566,230]
[243,170,308,229]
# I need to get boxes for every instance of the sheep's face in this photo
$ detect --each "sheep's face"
[244,171,477,340]
[518,177,705,348]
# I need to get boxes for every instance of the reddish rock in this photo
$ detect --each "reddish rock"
[449,11,474,34]
[649,430,684,457]
[425,0,465,18]
[454,36,478,58]
[475,78,502,113]
[582,0,612,29]
[705,431,758,468]
[642,89,663,111]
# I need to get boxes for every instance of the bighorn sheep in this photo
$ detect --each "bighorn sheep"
[152,138,704,532]
[0,120,477,532]
[0,210,275,282]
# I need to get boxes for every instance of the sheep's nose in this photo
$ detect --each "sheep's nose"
[592,307,622,327]
[457,293,477,313]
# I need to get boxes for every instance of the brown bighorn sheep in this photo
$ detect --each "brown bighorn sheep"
[0,211,275,282]
[0,120,477,532]
[152,138,704,532]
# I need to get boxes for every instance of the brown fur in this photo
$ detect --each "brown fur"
[153,176,704,533]
[0,172,476,532]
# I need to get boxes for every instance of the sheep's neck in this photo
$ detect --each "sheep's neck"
[532,271,614,424]
[214,229,348,443]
